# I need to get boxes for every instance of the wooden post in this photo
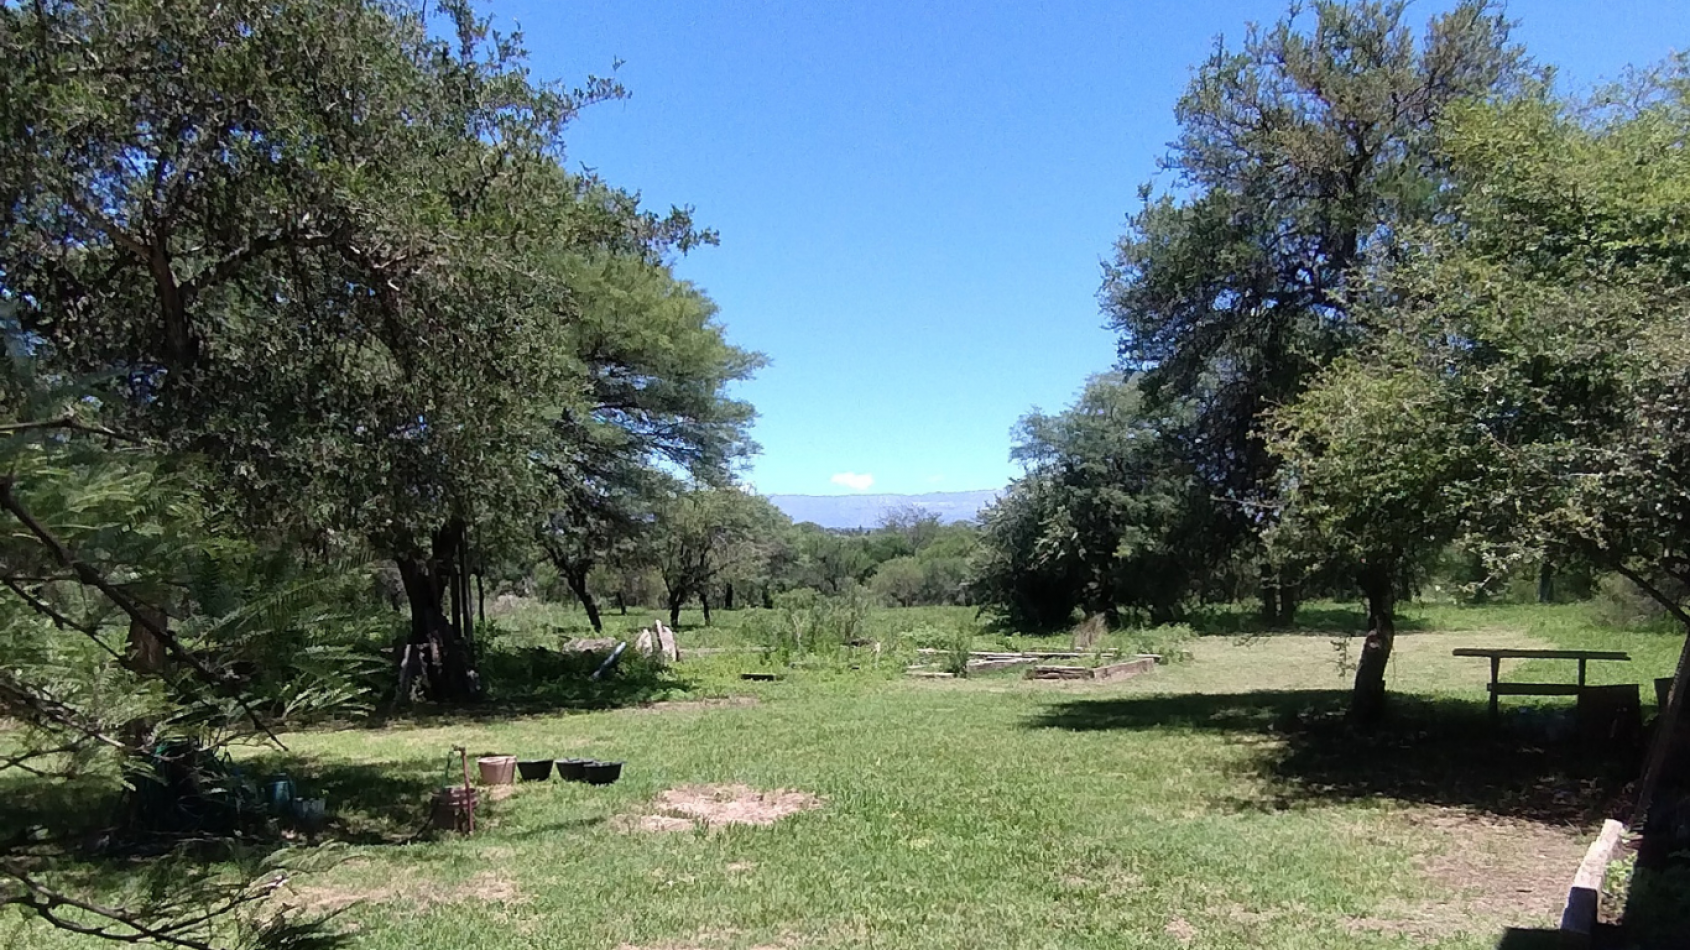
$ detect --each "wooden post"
[1578,658,1587,688]
[1633,629,1690,831]
[1490,655,1501,720]
[1560,819,1625,937]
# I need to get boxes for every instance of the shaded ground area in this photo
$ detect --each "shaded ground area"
[376,646,690,724]
[1027,690,1636,825]
[1185,603,1432,637]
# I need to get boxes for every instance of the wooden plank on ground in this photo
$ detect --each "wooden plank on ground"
[1092,656,1157,682]
[1560,819,1625,937]
[1027,665,1091,680]
[1026,657,1158,682]
[967,657,1040,673]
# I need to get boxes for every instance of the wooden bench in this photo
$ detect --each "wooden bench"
[1451,648,1632,719]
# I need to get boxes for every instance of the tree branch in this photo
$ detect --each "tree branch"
[0,478,285,748]
[0,674,129,753]
[1,869,286,950]
[0,414,142,443]
[1613,562,1690,629]
[0,574,126,662]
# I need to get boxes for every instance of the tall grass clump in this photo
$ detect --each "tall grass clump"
[750,586,873,666]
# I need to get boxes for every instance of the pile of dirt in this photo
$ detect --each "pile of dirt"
[625,784,822,833]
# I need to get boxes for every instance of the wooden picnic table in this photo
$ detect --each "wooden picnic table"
[1452,647,1632,718]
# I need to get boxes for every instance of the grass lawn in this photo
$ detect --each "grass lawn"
[4,602,1682,950]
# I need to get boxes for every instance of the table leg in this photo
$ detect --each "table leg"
[1490,656,1500,720]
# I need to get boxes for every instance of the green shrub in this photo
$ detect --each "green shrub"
[1124,622,1196,663]
[940,623,974,677]
[750,585,874,665]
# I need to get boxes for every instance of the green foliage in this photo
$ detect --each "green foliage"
[1104,0,1530,601]
[1276,57,1690,622]
[538,256,763,629]
[0,372,381,947]
[652,486,788,621]
[970,375,1215,629]
[749,587,873,667]
[938,622,974,677]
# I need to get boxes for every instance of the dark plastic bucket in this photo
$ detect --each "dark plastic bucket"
[582,761,623,786]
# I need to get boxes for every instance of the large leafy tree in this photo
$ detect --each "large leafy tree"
[0,349,372,947]
[1102,0,1527,624]
[539,256,761,632]
[0,0,708,701]
[651,486,787,626]
[1272,63,1690,736]
[971,374,1215,629]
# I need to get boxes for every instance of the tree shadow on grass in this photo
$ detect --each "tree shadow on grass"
[368,646,693,728]
[0,749,609,920]
[1183,604,1431,637]
[1027,690,1636,825]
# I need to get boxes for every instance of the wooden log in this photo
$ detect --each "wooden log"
[916,649,1123,660]
[1092,656,1157,682]
[1027,656,1159,682]
[966,657,1040,673]
[655,620,679,663]
[1026,665,1090,680]
[1560,819,1625,937]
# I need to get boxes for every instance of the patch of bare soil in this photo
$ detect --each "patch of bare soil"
[1164,916,1197,944]
[623,784,822,832]
[284,868,522,913]
[1343,806,1587,939]
[630,696,760,714]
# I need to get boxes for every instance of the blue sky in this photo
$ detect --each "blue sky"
[493,0,1687,496]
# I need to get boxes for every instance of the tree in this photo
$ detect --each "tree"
[537,256,761,631]
[0,0,710,701]
[652,487,786,626]
[971,375,1215,629]
[869,556,928,608]
[1102,0,1527,624]
[1272,61,1690,737]
[0,351,370,948]
[1268,358,1485,719]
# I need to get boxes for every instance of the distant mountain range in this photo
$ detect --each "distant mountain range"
[767,489,1001,530]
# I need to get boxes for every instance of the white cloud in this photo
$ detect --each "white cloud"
[830,471,875,492]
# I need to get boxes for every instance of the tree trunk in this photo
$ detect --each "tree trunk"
[395,520,481,704]
[1275,582,1299,626]
[1634,620,1690,831]
[700,592,712,626]
[476,571,486,626]
[1351,565,1396,723]
[1258,567,1280,625]
[125,604,169,676]
[1537,562,1554,604]
[667,587,684,627]
[615,591,627,616]
[724,582,735,611]
[561,564,603,633]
